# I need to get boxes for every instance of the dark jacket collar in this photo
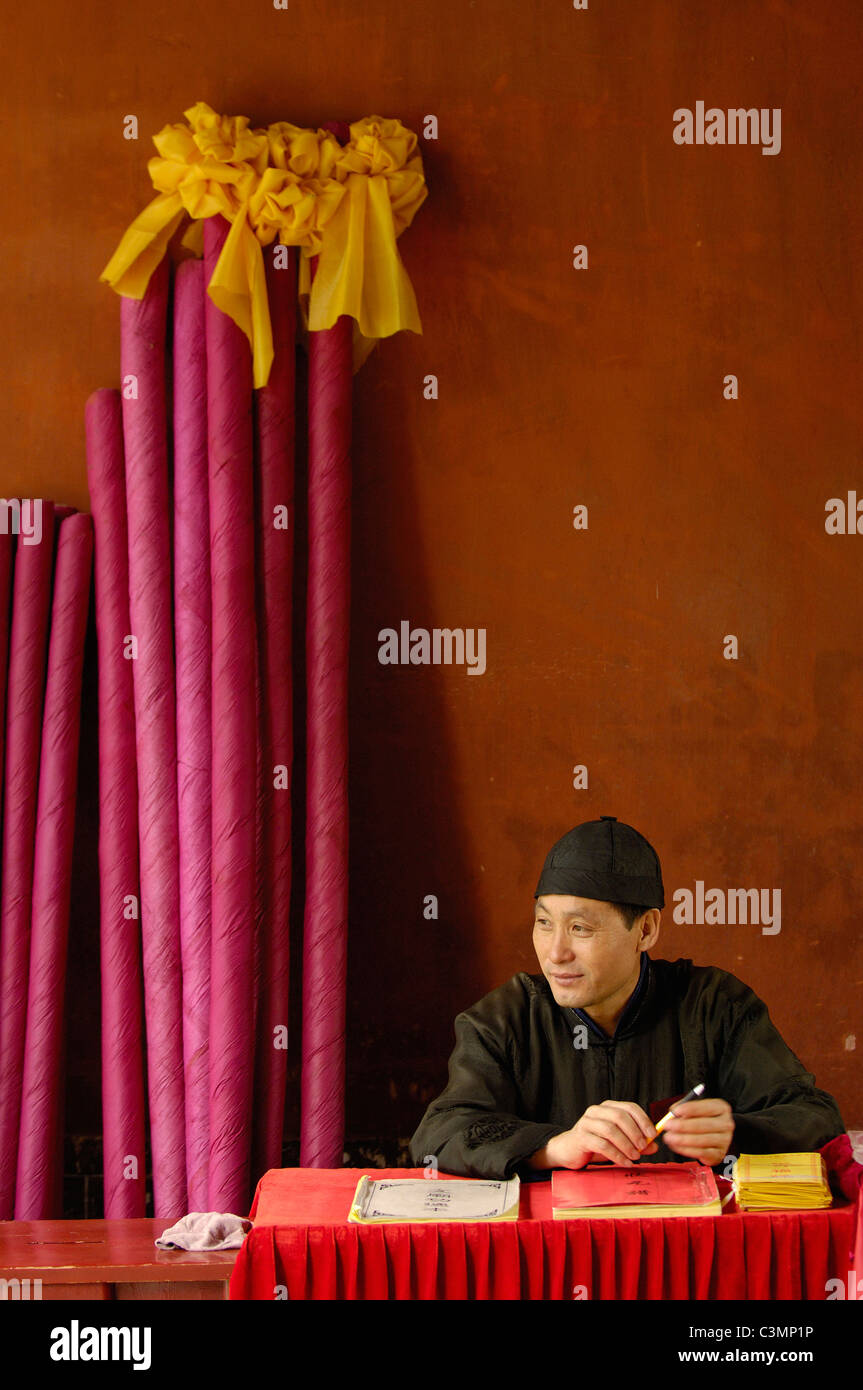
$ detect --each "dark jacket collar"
[567,952,655,1042]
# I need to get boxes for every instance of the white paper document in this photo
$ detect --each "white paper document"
[348,1175,521,1223]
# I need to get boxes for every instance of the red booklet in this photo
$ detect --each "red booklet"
[552,1162,720,1216]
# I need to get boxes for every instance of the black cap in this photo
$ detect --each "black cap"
[534,817,665,908]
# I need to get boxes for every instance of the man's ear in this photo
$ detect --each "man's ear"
[640,908,661,949]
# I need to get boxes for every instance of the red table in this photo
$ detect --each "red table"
[230,1153,863,1301]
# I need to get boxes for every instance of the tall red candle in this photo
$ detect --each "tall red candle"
[173,259,213,1212]
[0,502,55,1216]
[300,262,352,1168]
[121,255,186,1217]
[251,246,297,1179]
[205,216,257,1213]
[86,390,147,1218]
[15,514,93,1217]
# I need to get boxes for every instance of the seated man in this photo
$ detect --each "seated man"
[410,816,846,1179]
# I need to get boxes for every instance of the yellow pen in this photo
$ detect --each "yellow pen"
[640,1082,705,1152]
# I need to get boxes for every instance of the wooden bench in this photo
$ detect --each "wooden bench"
[0,1218,239,1300]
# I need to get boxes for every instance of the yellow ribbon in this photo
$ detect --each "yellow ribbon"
[297,116,427,372]
[100,103,427,386]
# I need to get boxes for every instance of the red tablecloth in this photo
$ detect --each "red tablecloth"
[230,1138,863,1301]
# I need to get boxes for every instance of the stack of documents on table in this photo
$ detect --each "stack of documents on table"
[348,1175,520,1223]
[551,1162,721,1219]
[733,1152,832,1211]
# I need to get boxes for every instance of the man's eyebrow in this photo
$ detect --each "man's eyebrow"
[534,899,601,924]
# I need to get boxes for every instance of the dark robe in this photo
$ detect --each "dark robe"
[409,954,846,1179]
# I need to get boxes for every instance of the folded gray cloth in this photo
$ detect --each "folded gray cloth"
[155,1212,252,1251]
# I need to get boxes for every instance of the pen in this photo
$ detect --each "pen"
[639,1082,705,1152]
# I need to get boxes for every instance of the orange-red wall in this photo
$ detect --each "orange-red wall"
[5,0,861,1146]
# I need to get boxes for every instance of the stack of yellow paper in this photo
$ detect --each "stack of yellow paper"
[733,1152,833,1211]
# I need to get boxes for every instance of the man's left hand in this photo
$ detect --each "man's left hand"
[660,1098,734,1166]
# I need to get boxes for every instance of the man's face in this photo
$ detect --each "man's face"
[532,895,645,1012]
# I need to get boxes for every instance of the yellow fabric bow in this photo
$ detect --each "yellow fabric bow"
[100,103,427,386]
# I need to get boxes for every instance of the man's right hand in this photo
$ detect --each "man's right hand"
[529,1101,659,1169]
